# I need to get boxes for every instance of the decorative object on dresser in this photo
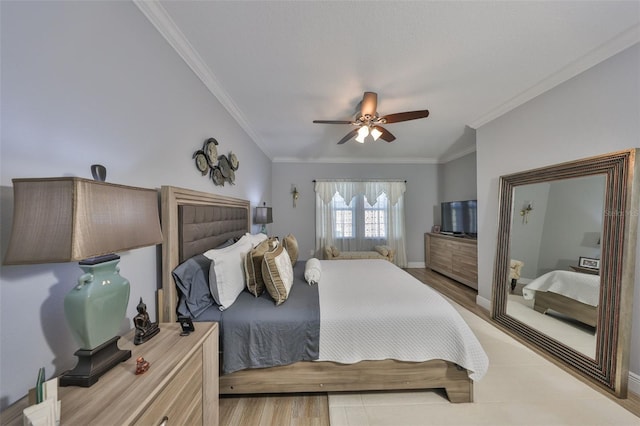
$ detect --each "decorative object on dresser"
[3,177,163,387]
[133,298,160,345]
[254,202,273,234]
[0,323,219,426]
[425,233,478,290]
[192,137,239,186]
[90,164,107,181]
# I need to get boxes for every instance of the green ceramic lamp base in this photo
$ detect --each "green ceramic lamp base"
[59,336,131,387]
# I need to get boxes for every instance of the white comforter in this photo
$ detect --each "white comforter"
[316,259,489,380]
[522,270,600,307]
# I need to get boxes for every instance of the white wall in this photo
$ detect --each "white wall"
[477,44,640,389]
[271,162,439,267]
[0,1,271,408]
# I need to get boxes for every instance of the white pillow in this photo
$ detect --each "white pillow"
[207,239,252,310]
[244,232,268,247]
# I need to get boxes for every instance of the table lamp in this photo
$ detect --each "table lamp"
[3,177,163,387]
[255,202,273,234]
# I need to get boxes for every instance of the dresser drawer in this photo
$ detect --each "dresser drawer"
[134,347,204,426]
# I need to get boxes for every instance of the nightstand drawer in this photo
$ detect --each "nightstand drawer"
[134,347,203,425]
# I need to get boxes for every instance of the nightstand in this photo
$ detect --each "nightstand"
[1,322,218,426]
[570,265,600,275]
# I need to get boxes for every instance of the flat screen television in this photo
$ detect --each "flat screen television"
[440,200,477,237]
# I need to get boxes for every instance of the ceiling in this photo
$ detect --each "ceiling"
[135,1,640,164]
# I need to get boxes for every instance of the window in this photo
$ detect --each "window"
[333,194,354,238]
[314,180,407,267]
[332,193,388,240]
[364,193,387,238]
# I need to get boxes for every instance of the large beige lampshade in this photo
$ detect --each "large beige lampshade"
[4,177,163,265]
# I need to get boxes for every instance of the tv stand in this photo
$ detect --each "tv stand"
[425,233,478,290]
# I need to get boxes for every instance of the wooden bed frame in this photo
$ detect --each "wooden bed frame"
[158,185,474,403]
[533,291,598,328]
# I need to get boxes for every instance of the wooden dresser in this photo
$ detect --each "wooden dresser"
[425,233,478,290]
[1,322,218,426]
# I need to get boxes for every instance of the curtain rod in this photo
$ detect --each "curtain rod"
[312,179,407,183]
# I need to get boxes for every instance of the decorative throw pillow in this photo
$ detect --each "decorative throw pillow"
[331,246,340,257]
[244,238,277,297]
[207,238,253,310]
[282,234,299,266]
[374,245,390,256]
[262,244,294,305]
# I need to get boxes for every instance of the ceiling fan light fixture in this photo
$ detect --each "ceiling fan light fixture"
[355,126,369,143]
[370,127,382,141]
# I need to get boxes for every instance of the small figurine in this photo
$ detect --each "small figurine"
[134,297,160,345]
[135,356,150,375]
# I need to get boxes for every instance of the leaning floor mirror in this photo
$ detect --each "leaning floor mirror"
[491,148,639,397]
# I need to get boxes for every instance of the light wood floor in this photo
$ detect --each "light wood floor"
[219,268,640,425]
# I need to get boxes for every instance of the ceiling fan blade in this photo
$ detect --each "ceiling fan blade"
[381,110,430,124]
[313,120,354,124]
[360,92,378,117]
[373,126,396,142]
[337,129,358,144]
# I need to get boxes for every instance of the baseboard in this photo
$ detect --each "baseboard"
[629,371,640,396]
[407,261,426,268]
[476,295,491,311]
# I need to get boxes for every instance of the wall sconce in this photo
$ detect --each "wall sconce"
[292,185,299,208]
[519,201,533,224]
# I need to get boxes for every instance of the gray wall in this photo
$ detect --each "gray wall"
[0,2,271,408]
[510,182,550,280]
[439,151,478,203]
[271,162,439,267]
[537,176,605,275]
[476,44,640,391]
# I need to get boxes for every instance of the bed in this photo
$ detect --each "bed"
[158,186,488,403]
[522,270,600,327]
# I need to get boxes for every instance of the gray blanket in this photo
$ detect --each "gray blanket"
[195,261,320,373]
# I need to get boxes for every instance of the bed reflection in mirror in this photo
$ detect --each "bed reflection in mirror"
[506,175,605,359]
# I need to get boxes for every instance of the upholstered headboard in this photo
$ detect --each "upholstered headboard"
[159,186,250,323]
[178,205,248,262]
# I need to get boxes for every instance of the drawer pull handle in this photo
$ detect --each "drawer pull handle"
[158,416,169,426]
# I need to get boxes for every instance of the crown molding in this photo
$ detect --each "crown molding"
[133,0,272,159]
[438,145,477,164]
[469,24,640,129]
[272,156,439,165]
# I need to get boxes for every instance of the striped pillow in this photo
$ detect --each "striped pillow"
[282,234,299,266]
[244,238,276,297]
[262,244,294,305]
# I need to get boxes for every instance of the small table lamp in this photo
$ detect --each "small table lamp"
[255,203,273,234]
[3,177,163,387]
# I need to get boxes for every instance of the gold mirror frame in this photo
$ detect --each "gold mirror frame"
[491,149,639,397]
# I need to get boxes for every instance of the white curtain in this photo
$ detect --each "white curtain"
[314,180,408,267]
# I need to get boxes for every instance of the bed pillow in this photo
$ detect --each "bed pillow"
[245,232,268,247]
[244,238,277,296]
[262,244,294,305]
[208,238,253,310]
[304,258,322,285]
[282,234,299,266]
[172,254,215,318]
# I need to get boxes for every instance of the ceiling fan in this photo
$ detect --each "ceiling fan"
[313,91,429,144]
